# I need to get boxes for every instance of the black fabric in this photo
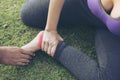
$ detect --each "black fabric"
[54,41,68,60]
[54,30,120,80]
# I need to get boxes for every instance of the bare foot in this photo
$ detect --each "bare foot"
[21,31,44,52]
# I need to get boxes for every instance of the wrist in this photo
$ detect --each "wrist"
[45,25,57,31]
[45,28,57,33]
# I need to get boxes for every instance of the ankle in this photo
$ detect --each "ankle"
[38,31,44,48]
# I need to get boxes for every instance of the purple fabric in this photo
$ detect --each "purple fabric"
[87,0,120,37]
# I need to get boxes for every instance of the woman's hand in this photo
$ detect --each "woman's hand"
[0,46,34,66]
[41,30,63,57]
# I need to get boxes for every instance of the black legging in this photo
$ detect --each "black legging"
[21,0,120,80]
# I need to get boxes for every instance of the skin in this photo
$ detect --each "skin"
[111,0,120,18]
[42,0,64,56]
[101,0,113,11]
[0,46,34,65]
[101,0,120,19]
[22,0,120,57]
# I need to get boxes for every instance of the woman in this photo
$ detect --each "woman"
[21,0,120,80]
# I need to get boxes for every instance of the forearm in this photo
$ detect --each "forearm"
[45,0,64,31]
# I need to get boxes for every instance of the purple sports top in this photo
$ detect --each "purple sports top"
[87,0,120,37]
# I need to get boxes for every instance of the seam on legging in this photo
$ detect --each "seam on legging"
[53,41,68,60]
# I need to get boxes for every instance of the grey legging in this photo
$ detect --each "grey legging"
[21,0,120,80]
[54,30,120,80]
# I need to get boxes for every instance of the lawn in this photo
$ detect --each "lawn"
[0,0,96,80]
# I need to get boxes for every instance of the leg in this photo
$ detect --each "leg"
[53,30,120,80]
[20,0,94,51]
[21,30,101,80]
[95,29,120,80]
[54,42,100,80]
[21,0,93,28]
[21,0,49,28]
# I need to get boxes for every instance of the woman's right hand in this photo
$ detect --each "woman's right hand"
[41,30,63,57]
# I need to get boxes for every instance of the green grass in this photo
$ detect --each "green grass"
[0,0,96,80]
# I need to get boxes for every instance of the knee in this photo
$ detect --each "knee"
[20,0,49,28]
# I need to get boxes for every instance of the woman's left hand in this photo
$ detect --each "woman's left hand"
[41,30,63,57]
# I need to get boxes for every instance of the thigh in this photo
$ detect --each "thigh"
[21,0,91,28]
[21,0,49,28]
[95,29,120,80]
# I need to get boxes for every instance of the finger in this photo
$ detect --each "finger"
[21,49,34,56]
[20,54,32,60]
[50,42,58,57]
[19,59,30,63]
[47,43,53,55]
[16,62,28,66]
[59,36,64,41]
[43,41,46,52]
[41,41,45,51]
[44,42,49,53]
